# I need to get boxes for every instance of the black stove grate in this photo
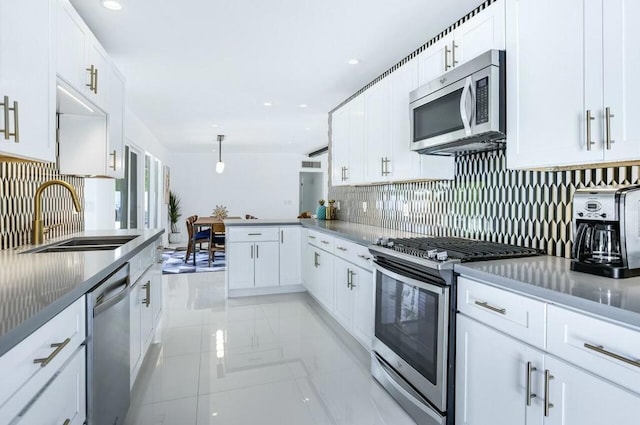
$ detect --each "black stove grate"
[389,237,540,262]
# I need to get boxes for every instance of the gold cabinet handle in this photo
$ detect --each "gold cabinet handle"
[63,419,71,425]
[605,107,615,150]
[544,369,554,417]
[94,67,99,94]
[142,280,151,307]
[526,361,537,406]
[1,95,9,140]
[444,45,451,70]
[586,109,595,150]
[474,300,506,315]
[33,338,71,367]
[110,150,117,170]
[584,343,640,368]
[451,41,459,67]
[381,157,385,176]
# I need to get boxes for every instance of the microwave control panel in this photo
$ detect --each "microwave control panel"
[475,77,489,124]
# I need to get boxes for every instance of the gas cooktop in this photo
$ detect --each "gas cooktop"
[371,236,540,267]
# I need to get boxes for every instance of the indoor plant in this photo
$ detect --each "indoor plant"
[168,191,182,243]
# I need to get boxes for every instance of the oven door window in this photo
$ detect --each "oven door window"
[413,88,464,142]
[375,272,440,384]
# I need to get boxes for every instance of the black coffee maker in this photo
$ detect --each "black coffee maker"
[571,186,640,278]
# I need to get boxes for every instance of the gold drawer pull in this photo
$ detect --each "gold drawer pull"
[474,300,506,315]
[33,338,71,367]
[584,343,640,368]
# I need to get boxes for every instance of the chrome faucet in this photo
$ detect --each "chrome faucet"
[32,179,82,244]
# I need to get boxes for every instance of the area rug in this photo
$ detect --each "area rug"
[162,249,226,274]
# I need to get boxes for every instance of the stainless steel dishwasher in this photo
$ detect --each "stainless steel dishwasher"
[87,263,130,425]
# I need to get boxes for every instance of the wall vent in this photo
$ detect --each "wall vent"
[302,161,321,169]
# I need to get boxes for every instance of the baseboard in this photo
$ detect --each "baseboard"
[228,284,306,298]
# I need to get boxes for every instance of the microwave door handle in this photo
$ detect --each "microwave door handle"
[459,76,474,135]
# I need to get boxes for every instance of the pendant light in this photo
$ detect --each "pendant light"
[216,135,225,174]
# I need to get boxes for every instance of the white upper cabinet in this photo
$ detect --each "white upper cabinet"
[331,94,365,186]
[56,0,109,111]
[0,0,56,162]
[602,0,640,162]
[364,79,390,183]
[507,0,640,169]
[106,66,125,178]
[418,0,505,86]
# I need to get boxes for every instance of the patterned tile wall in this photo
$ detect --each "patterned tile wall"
[0,161,84,250]
[329,150,640,258]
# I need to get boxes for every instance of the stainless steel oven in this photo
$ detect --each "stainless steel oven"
[369,237,538,425]
[370,252,455,425]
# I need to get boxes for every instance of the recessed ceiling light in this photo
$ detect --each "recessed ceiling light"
[101,0,123,10]
[299,104,308,108]
[263,102,272,107]
[305,127,311,131]
[347,59,360,65]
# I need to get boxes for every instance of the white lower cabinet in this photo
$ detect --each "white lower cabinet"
[227,226,301,293]
[0,297,86,424]
[228,241,279,289]
[457,276,640,425]
[17,346,86,425]
[129,256,163,387]
[456,314,543,425]
[307,232,374,350]
[333,257,374,349]
[543,355,640,425]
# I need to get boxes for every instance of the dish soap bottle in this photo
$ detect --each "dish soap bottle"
[316,200,326,220]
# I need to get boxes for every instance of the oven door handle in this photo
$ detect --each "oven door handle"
[373,353,446,424]
[373,263,446,295]
[459,76,474,135]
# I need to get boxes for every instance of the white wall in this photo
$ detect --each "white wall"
[84,178,116,230]
[171,152,311,241]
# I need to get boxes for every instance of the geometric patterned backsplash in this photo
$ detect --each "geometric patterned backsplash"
[0,160,84,250]
[329,150,640,258]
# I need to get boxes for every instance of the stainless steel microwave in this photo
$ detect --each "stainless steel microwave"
[409,49,506,156]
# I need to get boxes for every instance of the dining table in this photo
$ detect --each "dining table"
[191,216,240,266]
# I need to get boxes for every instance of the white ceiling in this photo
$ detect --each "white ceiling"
[70,0,481,154]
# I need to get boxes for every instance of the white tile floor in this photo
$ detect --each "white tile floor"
[124,271,416,425]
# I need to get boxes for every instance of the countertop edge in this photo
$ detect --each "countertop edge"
[223,219,302,226]
[0,229,164,358]
[454,264,640,330]
[300,220,376,246]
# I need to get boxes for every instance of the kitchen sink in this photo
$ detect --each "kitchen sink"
[23,235,139,254]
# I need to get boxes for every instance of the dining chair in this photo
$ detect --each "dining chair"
[184,216,210,263]
[209,222,226,266]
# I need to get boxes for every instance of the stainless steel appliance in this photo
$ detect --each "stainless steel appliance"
[87,263,130,425]
[369,238,538,425]
[409,49,506,156]
[571,185,640,278]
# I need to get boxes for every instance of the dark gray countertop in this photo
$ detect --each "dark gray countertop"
[455,257,640,329]
[0,229,164,357]
[300,219,421,245]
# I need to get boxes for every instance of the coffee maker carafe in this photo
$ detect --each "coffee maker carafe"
[571,186,640,278]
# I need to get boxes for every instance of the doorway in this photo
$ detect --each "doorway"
[299,172,323,214]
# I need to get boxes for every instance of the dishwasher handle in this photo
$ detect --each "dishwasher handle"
[93,263,130,317]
